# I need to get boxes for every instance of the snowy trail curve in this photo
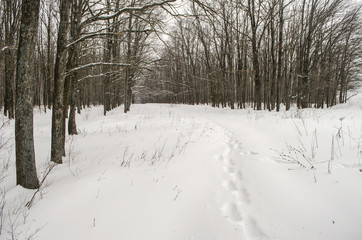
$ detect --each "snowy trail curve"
[2,103,362,240]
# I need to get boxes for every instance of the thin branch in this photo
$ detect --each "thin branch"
[81,0,176,27]
[66,62,131,75]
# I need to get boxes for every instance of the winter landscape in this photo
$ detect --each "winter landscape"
[1,0,362,239]
[0,90,362,240]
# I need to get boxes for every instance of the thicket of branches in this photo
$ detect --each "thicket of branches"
[142,0,362,110]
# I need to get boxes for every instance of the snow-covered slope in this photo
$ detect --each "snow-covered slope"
[0,96,361,239]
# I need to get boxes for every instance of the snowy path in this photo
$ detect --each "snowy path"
[178,103,362,240]
[1,103,362,240]
[218,129,267,240]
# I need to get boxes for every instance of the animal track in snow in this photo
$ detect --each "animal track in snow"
[221,202,242,223]
[218,132,247,229]
[236,170,243,181]
[224,157,234,167]
[223,147,232,157]
[222,180,238,192]
[238,186,250,204]
[223,165,235,174]
[216,128,267,239]
[245,217,268,240]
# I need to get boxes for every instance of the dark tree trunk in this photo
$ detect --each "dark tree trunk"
[124,5,134,113]
[2,0,20,119]
[103,0,113,116]
[15,0,41,189]
[45,6,54,110]
[68,74,78,135]
[276,0,284,112]
[68,0,83,135]
[251,34,262,110]
[4,47,15,118]
[51,0,71,164]
[248,0,262,110]
[103,30,112,115]
[270,4,276,111]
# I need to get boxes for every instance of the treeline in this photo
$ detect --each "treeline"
[142,0,362,110]
[1,0,361,119]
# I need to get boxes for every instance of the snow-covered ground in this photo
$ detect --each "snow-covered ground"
[0,94,361,240]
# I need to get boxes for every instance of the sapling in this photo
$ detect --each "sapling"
[121,146,134,168]
[329,136,335,174]
[6,212,21,240]
[301,118,308,136]
[24,224,47,240]
[121,146,130,167]
[0,189,5,235]
[66,135,80,166]
[292,119,303,136]
[26,162,56,209]
[173,186,182,201]
[0,120,12,184]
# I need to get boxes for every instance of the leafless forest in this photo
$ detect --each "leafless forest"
[0,0,361,187]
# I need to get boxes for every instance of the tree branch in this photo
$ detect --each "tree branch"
[81,0,176,27]
[66,62,131,75]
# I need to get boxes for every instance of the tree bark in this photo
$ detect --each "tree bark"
[124,3,134,113]
[51,0,71,164]
[68,0,83,135]
[276,0,284,112]
[2,0,20,119]
[4,47,15,118]
[248,0,262,110]
[15,0,41,189]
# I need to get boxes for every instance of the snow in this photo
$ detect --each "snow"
[0,94,362,240]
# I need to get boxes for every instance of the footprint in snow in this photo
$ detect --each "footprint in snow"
[222,180,238,192]
[240,151,259,157]
[248,151,259,156]
[245,217,268,240]
[236,170,243,181]
[238,187,250,204]
[224,157,234,167]
[258,157,275,163]
[221,202,243,223]
[234,142,243,150]
[223,165,235,174]
[223,147,232,156]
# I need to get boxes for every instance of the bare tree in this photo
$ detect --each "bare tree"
[51,0,72,164]
[1,0,21,119]
[15,0,41,189]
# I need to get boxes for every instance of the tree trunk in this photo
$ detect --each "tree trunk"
[68,74,78,135]
[51,0,71,164]
[103,31,112,115]
[15,0,41,189]
[2,0,20,119]
[248,0,262,110]
[4,47,15,118]
[68,0,83,135]
[124,4,134,113]
[276,0,284,112]
[270,4,276,111]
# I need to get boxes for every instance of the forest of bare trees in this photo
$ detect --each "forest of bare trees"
[143,0,361,110]
[0,0,361,188]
